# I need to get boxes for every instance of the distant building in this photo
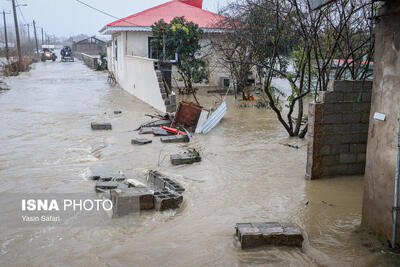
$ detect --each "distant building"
[72,36,106,55]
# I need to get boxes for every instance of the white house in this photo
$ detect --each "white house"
[100,0,230,112]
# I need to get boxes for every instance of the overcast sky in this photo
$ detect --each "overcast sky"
[0,0,229,38]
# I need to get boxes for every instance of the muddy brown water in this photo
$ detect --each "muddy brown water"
[0,61,387,266]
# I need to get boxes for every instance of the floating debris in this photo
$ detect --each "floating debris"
[91,122,112,130]
[235,222,304,249]
[171,148,201,165]
[161,135,189,143]
[131,138,152,145]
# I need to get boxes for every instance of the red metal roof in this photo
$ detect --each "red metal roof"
[107,0,225,29]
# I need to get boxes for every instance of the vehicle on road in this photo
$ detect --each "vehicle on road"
[41,45,57,62]
[61,46,74,62]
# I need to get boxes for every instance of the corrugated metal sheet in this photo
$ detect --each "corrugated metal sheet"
[200,101,227,134]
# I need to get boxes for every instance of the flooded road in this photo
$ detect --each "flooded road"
[0,61,386,266]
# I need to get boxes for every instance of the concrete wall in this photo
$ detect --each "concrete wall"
[118,55,167,112]
[362,0,400,244]
[306,80,372,179]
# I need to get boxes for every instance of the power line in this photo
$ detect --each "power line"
[16,0,27,24]
[74,0,138,26]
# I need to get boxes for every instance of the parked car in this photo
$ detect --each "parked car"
[60,46,74,62]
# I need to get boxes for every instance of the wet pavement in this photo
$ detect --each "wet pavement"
[0,61,389,266]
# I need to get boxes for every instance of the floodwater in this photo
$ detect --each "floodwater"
[0,61,389,266]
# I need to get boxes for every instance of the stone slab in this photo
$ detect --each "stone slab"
[154,190,183,211]
[111,188,154,217]
[160,135,189,143]
[91,122,112,130]
[131,139,152,145]
[171,149,201,165]
[235,222,303,249]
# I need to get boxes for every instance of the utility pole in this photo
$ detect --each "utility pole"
[11,0,22,66]
[41,28,44,45]
[24,23,30,42]
[33,20,39,59]
[2,10,10,62]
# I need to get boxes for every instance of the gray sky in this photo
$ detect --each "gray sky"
[0,0,229,38]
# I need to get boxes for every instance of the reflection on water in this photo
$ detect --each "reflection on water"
[0,61,385,266]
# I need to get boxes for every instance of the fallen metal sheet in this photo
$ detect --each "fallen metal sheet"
[195,110,209,134]
[200,102,227,134]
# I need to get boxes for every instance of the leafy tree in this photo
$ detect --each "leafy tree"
[152,17,208,104]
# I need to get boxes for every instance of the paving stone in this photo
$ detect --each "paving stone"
[139,128,154,135]
[153,128,172,136]
[161,135,189,143]
[131,138,152,145]
[91,122,112,130]
[171,149,201,165]
[111,188,154,217]
[235,222,303,249]
[153,190,183,211]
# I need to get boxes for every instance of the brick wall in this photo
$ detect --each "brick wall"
[306,80,373,179]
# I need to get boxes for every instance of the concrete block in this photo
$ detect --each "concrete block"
[318,145,331,156]
[89,166,114,181]
[322,155,340,166]
[324,113,342,124]
[343,92,360,102]
[95,181,119,192]
[357,153,366,162]
[349,144,367,153]
[331,144,349,154]
[333,80,354,91]
[322,91,344,103]
[153,190,183,211]
[91,122,112,130]
[235,222,303,249]
[139,128,154,135]
[166,105,177,113]
[131,139,152,145]
[353,103,371,113]
[342,113,361,123]
[147,170,185,193]
[361,113,370,123]
[340,153,357,164]
[111,188,154,217]
[170,149,201,165]
[161,135,189,143]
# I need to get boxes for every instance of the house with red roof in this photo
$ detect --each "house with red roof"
[100,0,229,112]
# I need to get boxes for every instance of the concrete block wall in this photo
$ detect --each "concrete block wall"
[306,80,373,179]
[75,53,99,70]
[155,63,176,113]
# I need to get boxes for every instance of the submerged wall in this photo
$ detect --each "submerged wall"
[362,0,400,244]
[306,80,372,179]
